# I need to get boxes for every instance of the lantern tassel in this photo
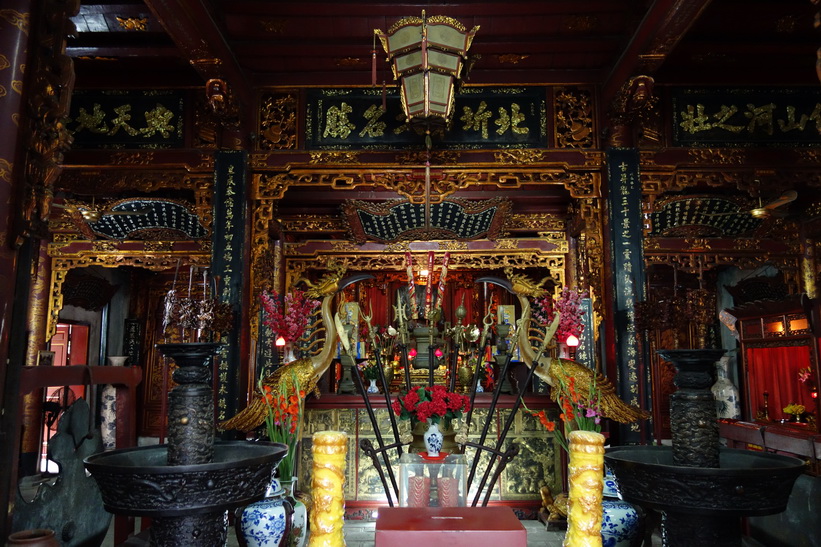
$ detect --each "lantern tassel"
[372,49,377,87]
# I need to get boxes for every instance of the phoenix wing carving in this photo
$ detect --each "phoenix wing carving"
[533,357,650,424]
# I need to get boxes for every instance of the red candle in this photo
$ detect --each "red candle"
[407,476,430,507]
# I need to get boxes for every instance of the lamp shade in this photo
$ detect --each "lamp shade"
[376,12,478,127]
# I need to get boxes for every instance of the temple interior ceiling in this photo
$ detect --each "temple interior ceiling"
[67,1,817,89]
[54,0,821,243]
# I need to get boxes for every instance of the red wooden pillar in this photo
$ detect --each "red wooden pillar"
[0,2,37,539]
[0,0,32,390]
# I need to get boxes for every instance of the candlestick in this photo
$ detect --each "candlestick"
[172,258,181,289]
[309,431,348,547]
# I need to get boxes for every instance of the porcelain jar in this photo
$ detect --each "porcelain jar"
[601,467,642,547]
[237,476,306,547]
[7,529,59,546]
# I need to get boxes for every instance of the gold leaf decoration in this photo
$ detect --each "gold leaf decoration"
[116,17,148,31]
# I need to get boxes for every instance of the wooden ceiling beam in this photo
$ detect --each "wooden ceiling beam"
[221,1,623,18]
[142,0,254,133]
[67,46,181,58]
[602,0,713,107]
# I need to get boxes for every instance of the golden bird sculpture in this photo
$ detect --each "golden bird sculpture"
[533,356,651,424]
[219,357,318,433]
[503,266,554,298]
[219,263,372,433]
[484,268,650,425]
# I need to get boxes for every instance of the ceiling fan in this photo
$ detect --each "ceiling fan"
[705,190,798,219]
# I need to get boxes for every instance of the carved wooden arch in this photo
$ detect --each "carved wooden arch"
[46,245,211,341]
[254,165,602,203]
[248,158,607,333]
[282,242,566,285]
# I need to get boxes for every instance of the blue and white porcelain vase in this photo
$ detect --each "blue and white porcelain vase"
[237,476,307,547]
[601,467,642,547]
[711,356,741,419]
[367,378,379,394]
[100,356,129,450]
[423,419,444,457]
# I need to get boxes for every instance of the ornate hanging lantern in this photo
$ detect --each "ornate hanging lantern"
[375,11,479,130]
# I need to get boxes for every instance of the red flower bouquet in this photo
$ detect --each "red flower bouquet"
[392,385,471,428]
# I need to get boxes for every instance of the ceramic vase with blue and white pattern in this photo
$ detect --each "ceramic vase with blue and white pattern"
[601,467,642,547]
[237,477,307,547]
[423,420,444,457]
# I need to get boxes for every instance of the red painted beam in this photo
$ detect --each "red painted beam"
[602,0,714,107]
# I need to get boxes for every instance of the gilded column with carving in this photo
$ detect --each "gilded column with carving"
[19,241,52,474]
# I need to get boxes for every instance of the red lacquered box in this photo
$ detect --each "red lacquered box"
[374,506,527,547]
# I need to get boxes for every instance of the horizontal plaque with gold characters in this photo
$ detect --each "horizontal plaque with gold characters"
[672,88,821,146]
[306,87,546,150]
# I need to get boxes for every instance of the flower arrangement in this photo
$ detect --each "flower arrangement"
[260,289,321,344]
[358,360,380,381]
[783,403,806,416]
[554,287,588,344]
[532,293,554,326]
[522,360,601,452]
[392,385,471,429]
[261,374,306,480]
[531,287,588,344]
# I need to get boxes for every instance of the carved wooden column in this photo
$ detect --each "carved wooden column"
[602,76,659,444]
[606,75,657,148]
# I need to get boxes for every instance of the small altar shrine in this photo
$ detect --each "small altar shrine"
[721,293,819,439]
[717,293,821,546]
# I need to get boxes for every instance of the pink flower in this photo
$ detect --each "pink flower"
[555,287,588,344]
[260,289,320,344]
